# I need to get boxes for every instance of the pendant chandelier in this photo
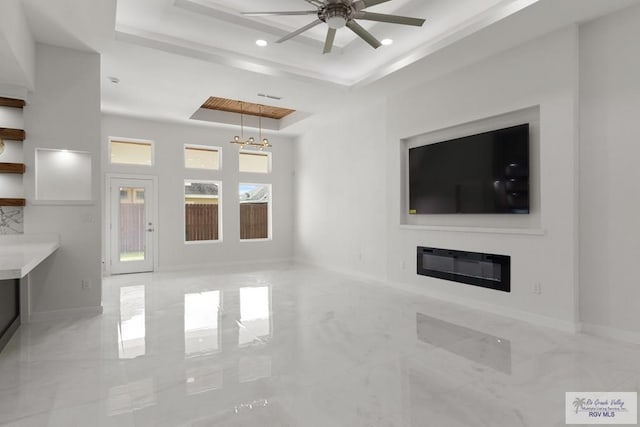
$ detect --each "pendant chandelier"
[229,101,271,150]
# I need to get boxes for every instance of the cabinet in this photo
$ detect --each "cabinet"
[0,279,20,352]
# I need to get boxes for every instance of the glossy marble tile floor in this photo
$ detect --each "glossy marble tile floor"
[1,264,639,426]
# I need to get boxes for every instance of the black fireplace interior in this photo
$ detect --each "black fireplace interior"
[417,247,510,292]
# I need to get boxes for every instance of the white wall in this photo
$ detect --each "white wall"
[579,4,640,341]
[102,114,294,270]
[293,103,388,279]
[23,44,102,314]
[294,27,581,331]
[0,0,35,90]
[385,27,580,329]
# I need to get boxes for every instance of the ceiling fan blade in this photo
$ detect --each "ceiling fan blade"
[242,10,318,16]
[276,19,323,43]
[352,0,392,11]
[354,11,425,27]
[323,28,337,54]
[346,20,381,49]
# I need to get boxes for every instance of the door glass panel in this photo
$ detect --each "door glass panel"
[119,186,146,262]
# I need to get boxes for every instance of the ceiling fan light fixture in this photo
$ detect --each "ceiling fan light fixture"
[244,0,426,53]
[326,15,347,29]
[324,2,351,29]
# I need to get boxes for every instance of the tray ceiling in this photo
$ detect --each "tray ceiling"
[114,0,536,86]
[202,97,296,120]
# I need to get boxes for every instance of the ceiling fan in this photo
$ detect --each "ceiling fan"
[242,0,426,54]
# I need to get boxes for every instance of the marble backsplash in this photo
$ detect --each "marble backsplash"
[0,207,24,234]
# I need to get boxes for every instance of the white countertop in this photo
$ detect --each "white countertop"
[0,233,61,280]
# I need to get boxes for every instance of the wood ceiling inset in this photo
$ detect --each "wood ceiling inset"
[201,97,295,120]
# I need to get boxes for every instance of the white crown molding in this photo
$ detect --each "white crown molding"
[115,24,352,86]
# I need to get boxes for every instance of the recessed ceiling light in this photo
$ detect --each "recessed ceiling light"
[256,39,268,47]
[381,39,393,46]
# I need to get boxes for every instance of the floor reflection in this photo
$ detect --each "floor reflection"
[115,283,275,402]
[416,312,512,374]
[238,286,271,346]
[107,378,155,416]
[238,355,272,383]
[118,285,146,359]
[184,290,221,356]
[186,365,223,395]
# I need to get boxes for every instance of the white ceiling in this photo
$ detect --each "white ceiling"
[9,0,640,135]
[115,0,527,86]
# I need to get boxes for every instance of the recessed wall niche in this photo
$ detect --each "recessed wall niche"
[401,106,541,230]
[35,148,92,202]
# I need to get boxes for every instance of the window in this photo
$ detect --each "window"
[185,145,220,170]
[185,180,221,242]
[110,139,153,166]
[239,183,271,240]
[239,151,270,173]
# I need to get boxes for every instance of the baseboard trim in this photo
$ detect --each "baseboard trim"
[293,259,581,334]
[581,323,640,345]
[293,258,383,283]
[29,305,104,323]
[158,258,293,273]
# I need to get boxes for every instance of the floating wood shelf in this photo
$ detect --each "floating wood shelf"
[0,163,25,174]
[0,199,25,207]
[0,97,26,109]
[0,128,25,141]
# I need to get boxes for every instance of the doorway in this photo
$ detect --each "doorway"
[108,176,157,274]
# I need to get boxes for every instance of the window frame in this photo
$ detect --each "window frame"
[184,144,222,171]
[109,137,155,167]
[238,182,272,242]
[184,179,223,244]
[238,149,272,174]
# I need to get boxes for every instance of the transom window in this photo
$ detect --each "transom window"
[239,150,270,174]
[110,139,153,166]
[185,145,220,170]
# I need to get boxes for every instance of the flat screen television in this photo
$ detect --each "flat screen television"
[409,124,530,214]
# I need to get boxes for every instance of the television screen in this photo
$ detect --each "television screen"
[409,124,529,214]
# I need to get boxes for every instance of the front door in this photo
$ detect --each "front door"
[110,178,155,274]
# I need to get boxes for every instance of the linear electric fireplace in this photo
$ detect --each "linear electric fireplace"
[417,247,510,292]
